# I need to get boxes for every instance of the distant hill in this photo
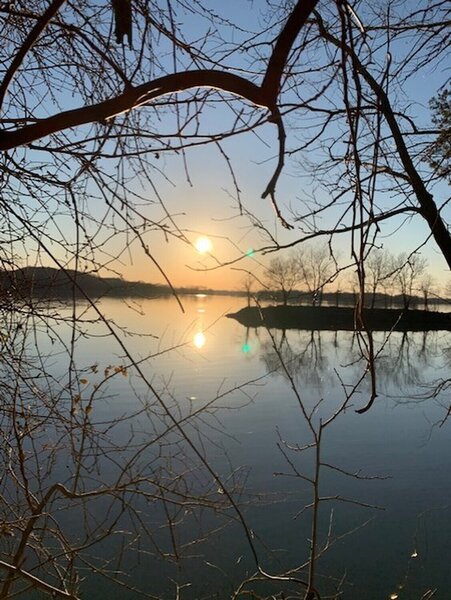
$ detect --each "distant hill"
[1,267,448,307]
[0,267,171,300]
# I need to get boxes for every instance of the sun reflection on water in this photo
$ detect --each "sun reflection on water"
[193,331,206,349]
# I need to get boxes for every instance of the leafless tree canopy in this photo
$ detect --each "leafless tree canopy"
[0,0,450,277]
[0,1,450,599]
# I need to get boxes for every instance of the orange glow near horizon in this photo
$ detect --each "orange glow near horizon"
[118,260,240,291]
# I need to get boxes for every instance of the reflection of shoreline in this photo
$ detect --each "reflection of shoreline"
[254,328,448,395]
[228,305,451,332]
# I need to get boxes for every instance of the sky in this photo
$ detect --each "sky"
[102,0,450,293]
[112,109,450,292]
[6,0,450,295]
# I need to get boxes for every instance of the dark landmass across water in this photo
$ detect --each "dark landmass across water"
[0,267,170,299]
[0,267,231,299]
[0,266,269,300]
[0,268,449,315]
[227,305,451,332]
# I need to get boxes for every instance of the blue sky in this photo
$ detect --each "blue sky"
[5,0,449,293]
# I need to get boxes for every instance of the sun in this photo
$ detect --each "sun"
[194,236,213,254]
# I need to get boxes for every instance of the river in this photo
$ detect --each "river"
[5,294,451,600]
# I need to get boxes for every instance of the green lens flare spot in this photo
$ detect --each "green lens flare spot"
[242,343,251,354]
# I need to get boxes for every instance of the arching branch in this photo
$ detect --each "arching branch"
[0,0,319,150]
[262,0,318,100]
[0,0,320,227]
[0,70,265,151]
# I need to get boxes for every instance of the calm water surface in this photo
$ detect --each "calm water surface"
[32,295,451,598]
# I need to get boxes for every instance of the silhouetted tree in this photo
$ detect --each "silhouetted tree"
[242,273,254,307]
[299,245,334,306]
[420,274,435,311]
[427,87,451,182]
[265,253,303,305]
[393,253,427,310]
[366,249,392,309]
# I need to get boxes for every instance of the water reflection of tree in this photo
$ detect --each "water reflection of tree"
[343,331,449,397]
[258,328,450,401]
[0,303,256,600]
[399,335,451,417]
[1,310,448,600]
[260,330,333,390]
[234,325,389,600]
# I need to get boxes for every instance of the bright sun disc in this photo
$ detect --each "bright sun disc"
[195,236,213,254]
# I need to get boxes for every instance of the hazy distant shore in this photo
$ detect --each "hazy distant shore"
[0,267,449,311]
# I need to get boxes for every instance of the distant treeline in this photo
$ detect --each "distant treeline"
[252,289,449,308]
[0,267,170,300]
[0,267,250,300]
[0,267,448,307]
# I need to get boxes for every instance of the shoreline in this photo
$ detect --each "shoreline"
[227,304,451,332]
